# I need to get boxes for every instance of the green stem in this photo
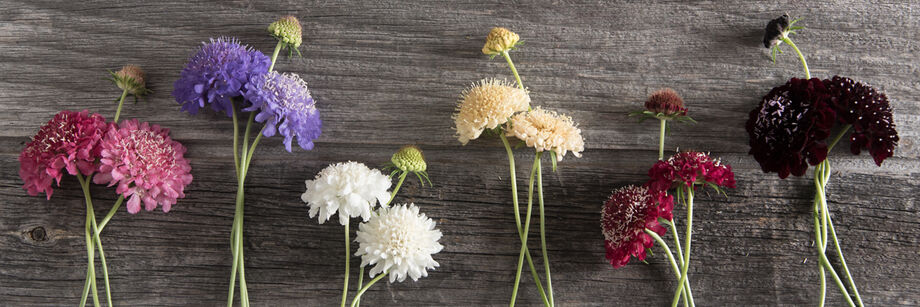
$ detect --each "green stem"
[658,119,667,160]
[646,230,692,307]
[536,153,554,306]
[386,172,408,207]
[341,223,351,307]
[355,267,365,307]
[232,103,240,177]
[671,186,694,307]
[501,135,548,307]
[349,272,387,307]
[781,37,810,79]
[814,163,828,307]
[501,51,524,90]
[268,41,283,72]
[827,125,852,152]
[813,189,855,307]
[76,174,101,307]
[826,207,865,307]
[96,196,123,233]
[113,88,128,123]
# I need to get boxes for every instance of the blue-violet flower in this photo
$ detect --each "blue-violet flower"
[243,71,322,151]
[172,38,270,116]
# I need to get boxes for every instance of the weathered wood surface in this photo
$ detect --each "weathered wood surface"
[1,0,918,306]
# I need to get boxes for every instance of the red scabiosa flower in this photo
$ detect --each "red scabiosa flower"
[824,76,899,166]
[93,119,193,214]
[647,151,736,192]
[746,78,836,178]
[172,38,271,116]
[645,88,687,116]
[601,185,674,268]
[18,110,108,199]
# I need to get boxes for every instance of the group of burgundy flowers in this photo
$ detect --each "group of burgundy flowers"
[19,65,192,306]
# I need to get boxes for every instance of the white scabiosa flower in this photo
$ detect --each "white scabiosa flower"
[302,161,392,225]
[355,204,443,283]
[505,107,585,161]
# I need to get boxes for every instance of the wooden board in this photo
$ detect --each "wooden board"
[0,0,917,305]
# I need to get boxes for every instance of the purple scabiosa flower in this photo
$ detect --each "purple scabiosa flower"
[172,38,271,116]
[243,71,322,151]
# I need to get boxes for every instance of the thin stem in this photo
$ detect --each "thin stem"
[827,125,852,152]
[818,156,863,306]
[268,41,283,72]
[669,220,685,269]
[341,223,351,307]
[76,174,100,307]
[658,119,667,160]
[510,150,550,307]
[355,267,365,307]
[536,153,554,306]
[96,196,123,233]
[501,50,525,90]
[386,172,408,207]
[232,103,240,177]
[646,230,692,307]
[826,208,865,307]
[671,186,693,307]
[814,163,828,307]
[79,175,112,307]
[245,126,266,167]
[813,195,855,307]
[349,272,387,307]
[113,88,128,123]
[780,37,810,79]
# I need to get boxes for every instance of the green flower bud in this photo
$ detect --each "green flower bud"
[391,145,427,173]
[112,65,148,96]
[269,15,303,49]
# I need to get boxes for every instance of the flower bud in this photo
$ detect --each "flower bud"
[113,65,147,96]
[269,15,303,49]
[644,88,686,116]
[763,14,790,48]
[482,27,520,56]
[391,145,427,173]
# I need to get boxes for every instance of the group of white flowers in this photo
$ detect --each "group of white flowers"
[301,161,443,284]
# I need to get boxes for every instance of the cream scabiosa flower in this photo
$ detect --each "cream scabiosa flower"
[453,78,530,145]
[355,204,443,283]
[302,161,392,225]
[506,107,585,161]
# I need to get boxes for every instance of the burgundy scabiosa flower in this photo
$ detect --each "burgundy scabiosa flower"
[647,151,736,192]
[645,88,687,116]
[243,71,322,151]
[93,119,193,214]
[746,78,836,178]
[172,38,271,116]
[824,76,899,165]
[601,185,674,268]
[18,110,108,199]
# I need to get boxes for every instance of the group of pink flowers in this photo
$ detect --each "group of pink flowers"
[20,111,192,213]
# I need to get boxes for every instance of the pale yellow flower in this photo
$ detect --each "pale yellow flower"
[506,107,585,161]
[453,79,530,144]
[482,27,520,56]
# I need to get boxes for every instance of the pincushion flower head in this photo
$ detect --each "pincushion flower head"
[18,110,108,199]
[110,65,150,97]
[601,185,674,268]
[172,37,271,116]
[647,151,736,192]
[93,119,193,214]
[453,78,530,144]
[268,15,303,54]
[505,107,585,161]
[355,203,443,283]
[746,78,836,178]
[386,145,432,186]
[825,76,899,165]
[302,161,391,225]
[482,27,521,56]
[645,88,687,117]
[243,71,322,151]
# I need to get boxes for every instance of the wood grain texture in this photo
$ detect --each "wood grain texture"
[1,0,918,306]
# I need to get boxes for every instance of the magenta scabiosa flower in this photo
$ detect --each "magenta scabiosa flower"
[746,78,836,178]
[647,151,736,192]
[824,76,899,165]
[601,185,674,268]
[172,38,271,116]
[93,119,193,214]
[18,110,108,199]
[243,71,322,151]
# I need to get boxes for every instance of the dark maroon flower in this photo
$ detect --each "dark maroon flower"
[645,88,687,116]
[647,151,736,191]
[601,185,673,268]
[763,14,790,48]
[746,78,836,178]
[824,76,899,166]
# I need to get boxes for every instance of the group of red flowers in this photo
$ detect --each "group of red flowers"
[19,110,192,214]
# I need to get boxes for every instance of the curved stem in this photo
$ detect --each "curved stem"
[355,267,365,307]
[232,103,240,177]
[76,174,101,307]
[536,153,554,306]
[658,119,667,160]
[646,230,692,307]
[341,223,351,307]
[813,163,828,307]
[96,196,123,233]
[268,41,283,72]
[817,156,863,306]
[386,172,408,207]
[827,125,852,152]
[113,88,128,123]
[245,126,266,167]
[781,37,810,79]
[813,193,855,307]
[349,272,387,307]
[671,187,693,307]
[501,50,524,90]
[826,208,865,307]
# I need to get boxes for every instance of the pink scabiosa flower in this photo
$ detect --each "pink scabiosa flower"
[18,110,108,199]
[648,151,736,192]
[601,185,674,268]
[93,119,193,214]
